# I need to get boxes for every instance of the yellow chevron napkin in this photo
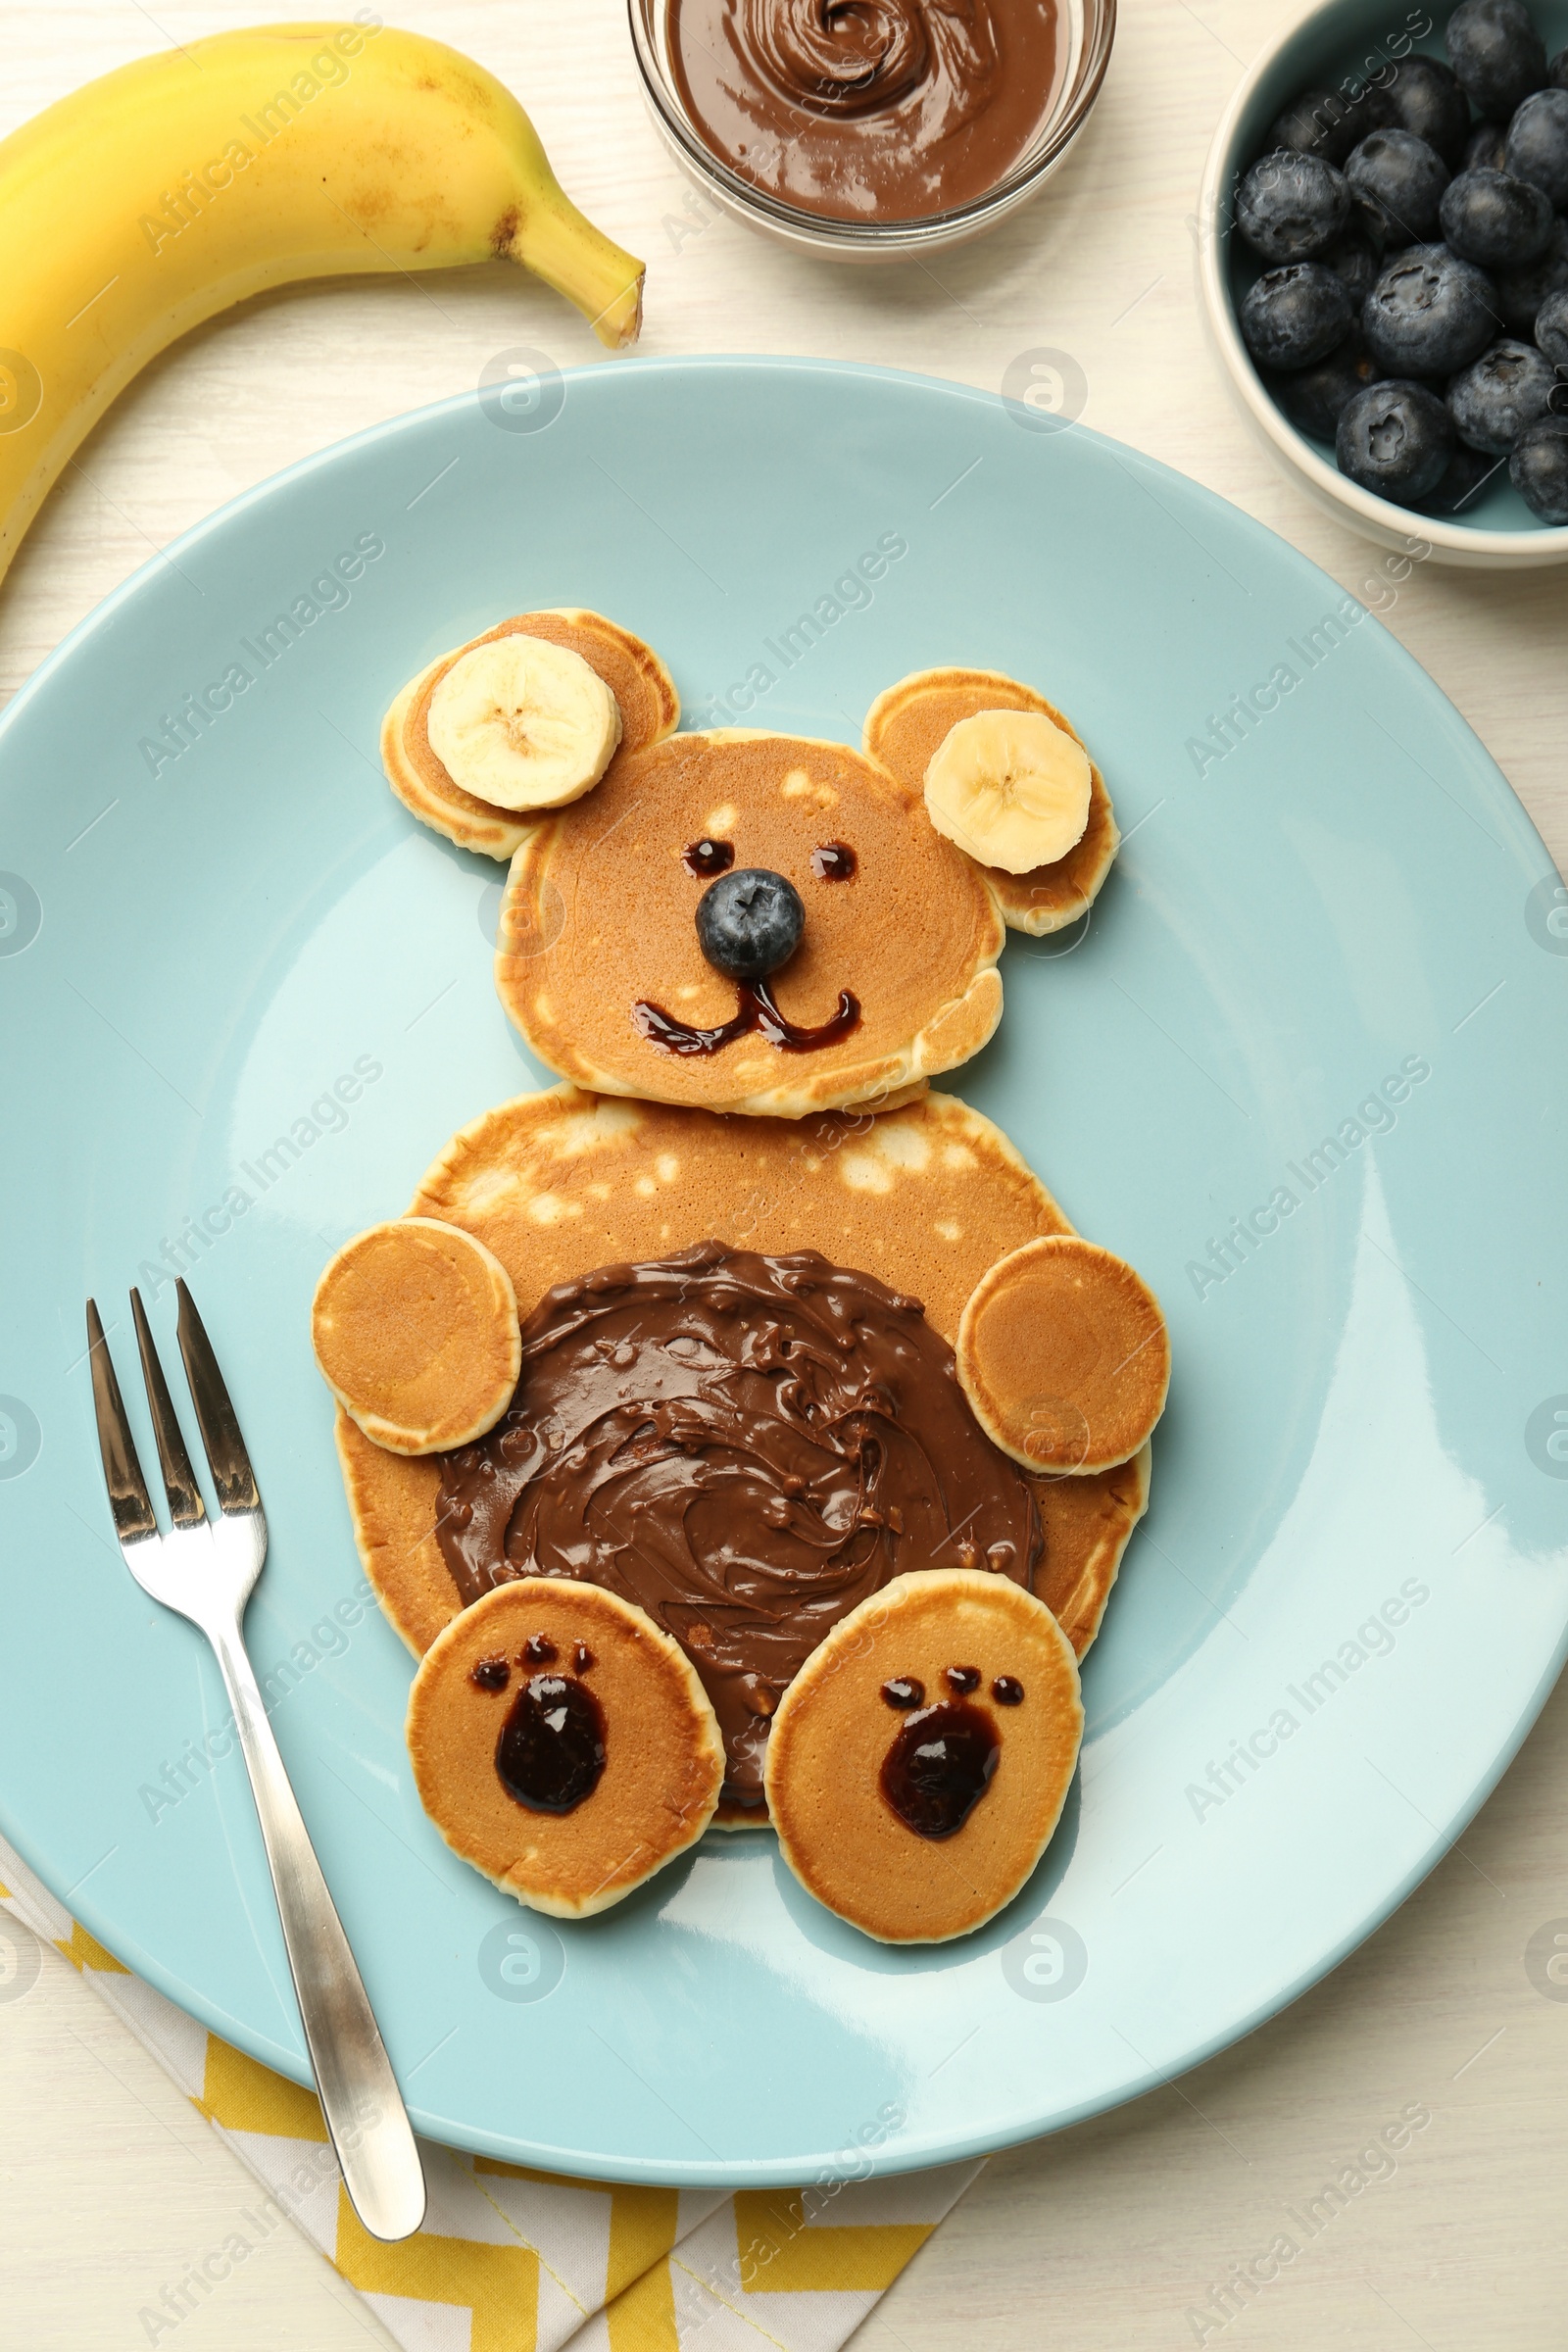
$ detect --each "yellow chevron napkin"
[0,1834,978,2350]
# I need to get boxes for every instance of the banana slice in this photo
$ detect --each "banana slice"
[924,709,1093,875]
[425,635,621,811]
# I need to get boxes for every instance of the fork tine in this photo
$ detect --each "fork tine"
[174,1280,260,1516]
[85,1300,159,1545]
[129,1290,207,1530]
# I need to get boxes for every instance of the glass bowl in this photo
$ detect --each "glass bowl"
[627,0,1117,261]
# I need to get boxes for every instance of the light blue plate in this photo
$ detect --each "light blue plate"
[1,357,1564,2186]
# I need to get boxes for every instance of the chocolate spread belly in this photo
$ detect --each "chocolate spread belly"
[434,1242,1041,1809]
[666,0,1065,223]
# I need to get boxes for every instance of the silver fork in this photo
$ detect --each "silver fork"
[86,1277,426,2243]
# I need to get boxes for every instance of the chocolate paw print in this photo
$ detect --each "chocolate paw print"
[407,1579,723,1919]
[878,1663,1027,1839]
[764,1568,1084,1943]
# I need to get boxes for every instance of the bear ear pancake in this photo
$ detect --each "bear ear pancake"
[380,609,678,862]
[548,610,680,754]
[863,666,1120,937]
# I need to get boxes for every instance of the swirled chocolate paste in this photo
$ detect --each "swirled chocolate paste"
[666,0,1064,222]
[435,1243,1040,1810]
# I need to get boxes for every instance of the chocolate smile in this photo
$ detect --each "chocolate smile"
[632,978,860,1056]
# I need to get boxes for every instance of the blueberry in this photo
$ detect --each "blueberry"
[1446,0,1546,122]
[1417,441,1506,513]
[1267,83,1391,166]
[695,868,804,981]
[1321,230,1383,308]
[1346,129,1450,245]
[1496,218,1568,331]
[1505,88,1568,208]
[1240,263,1354,368]
[1463,121,1509,172]
[1381,53,1472,167]
[1364,244,1500,375]
[1538,286,1568,366]
[1447,337,1557,451]
[1236,151,1351,262]
[1440,170,1554,270]
[1270,325,1380,437]
[1509,416,1568,520]
[1338,379,1456,501]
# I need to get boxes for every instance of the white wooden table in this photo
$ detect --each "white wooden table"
[3,3,1566,2344]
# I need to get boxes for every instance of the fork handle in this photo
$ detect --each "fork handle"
[208,1614,427,2242]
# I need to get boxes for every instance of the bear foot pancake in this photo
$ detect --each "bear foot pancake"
[764,1569,1083,1942]
[495,728,1004,1118]
[381,611,678,860]
[431,1242,1042,1819]
[863,668,1119,935]
[957,1236,1170,1473]
[312,1218,520,1455]
[407,1578,723,1917]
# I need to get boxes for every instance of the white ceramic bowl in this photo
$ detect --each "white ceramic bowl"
[1197,0,1568,568]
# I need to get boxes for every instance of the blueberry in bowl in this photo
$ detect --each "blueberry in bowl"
[1419,440,1506,511]
[1536,284,1568,364]
[1337,379,1456,501]
[1446,0,1547,121]
[1439,168,1555,268]
[1463,120,1510,169]
[1381,53,1472,164]
[1346,128,1450,243]
[1446,337,1558,449]
[1504,86,1568,202]
[1494,217,1568,330]
[1510,415,1568,517]
[1270,324,1380,437]
[1321,229,1385,307]
[1236,150,1353,261]
[1241,263,1355,368]
[1363,244,1500,375]
[1266,81,1391,164]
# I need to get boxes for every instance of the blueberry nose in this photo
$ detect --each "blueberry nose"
[696,868,805,982]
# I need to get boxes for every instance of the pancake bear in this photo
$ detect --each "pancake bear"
[339,612,1164,1929]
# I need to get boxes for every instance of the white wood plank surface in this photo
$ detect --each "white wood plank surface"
[2,3,1565,2345]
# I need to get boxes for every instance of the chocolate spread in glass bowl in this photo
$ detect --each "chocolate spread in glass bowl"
[666,0,1065,222]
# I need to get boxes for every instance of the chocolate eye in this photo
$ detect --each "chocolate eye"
[881,1676,925,1710]
[810,842,857,881]
[945,1665,981,1694]
[992,1676,1025,1705]
[683,838,734,877]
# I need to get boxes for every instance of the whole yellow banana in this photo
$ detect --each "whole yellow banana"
[0,16,645,587]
